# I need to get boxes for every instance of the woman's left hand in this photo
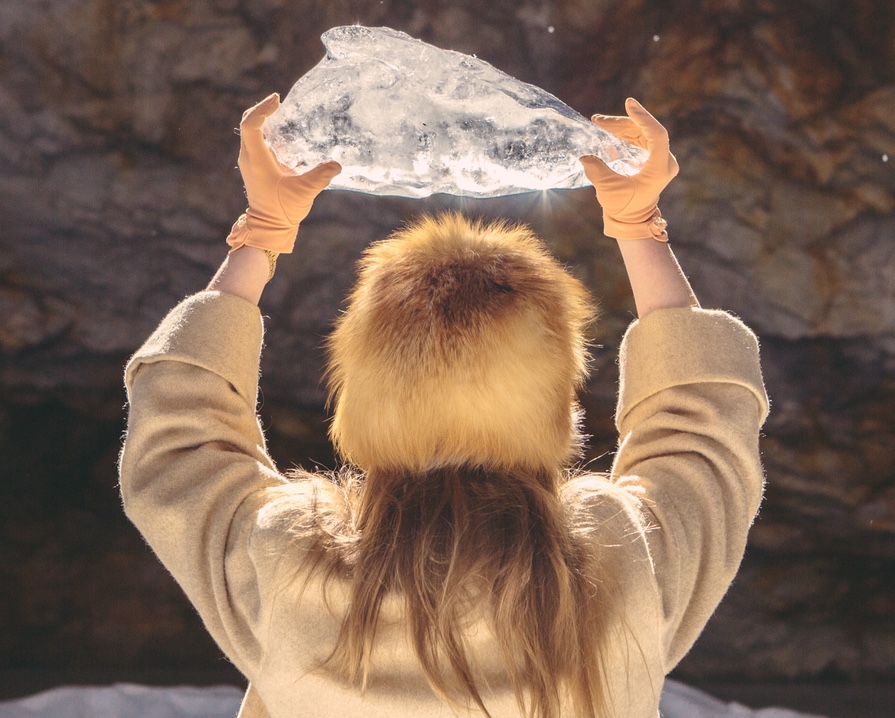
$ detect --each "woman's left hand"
[579,98,677,241]
[227,93,341,254]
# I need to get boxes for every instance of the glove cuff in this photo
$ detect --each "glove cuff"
[226,211,299,254]
[602,208,669,242]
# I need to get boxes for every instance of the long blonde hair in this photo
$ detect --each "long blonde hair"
[285,464,619,718]
[299,214,617,716]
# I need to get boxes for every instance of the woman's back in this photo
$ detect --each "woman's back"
[119,98,768,718]
[120,287,767,718]
[243,471,665,718]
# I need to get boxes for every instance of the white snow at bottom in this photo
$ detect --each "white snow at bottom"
[660,681,828,718]
[0,680,828,718]
[0,684,243,718]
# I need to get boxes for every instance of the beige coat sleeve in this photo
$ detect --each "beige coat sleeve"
[610,307,769,672]
[119,291,286,680]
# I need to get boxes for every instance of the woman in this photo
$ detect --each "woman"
[119,94,768,718]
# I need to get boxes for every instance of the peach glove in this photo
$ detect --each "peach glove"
[579,98,678,242]
[226,93,341,254]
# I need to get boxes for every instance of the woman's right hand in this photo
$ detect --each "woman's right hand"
[227,93,341,255]
[579,98,678,241]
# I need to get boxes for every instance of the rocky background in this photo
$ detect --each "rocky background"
[1,0,893,697]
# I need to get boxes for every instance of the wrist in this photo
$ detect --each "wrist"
[603,208,669,242]
[207,245,271,306]
[226,245,272,280]
[616,239,698,318]
[226,211,299,255]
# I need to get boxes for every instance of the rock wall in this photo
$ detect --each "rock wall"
[1,0,893,684]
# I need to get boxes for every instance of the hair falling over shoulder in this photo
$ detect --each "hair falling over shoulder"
[291,464,619,718]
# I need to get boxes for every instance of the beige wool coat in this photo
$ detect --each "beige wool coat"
[119,291,769,718]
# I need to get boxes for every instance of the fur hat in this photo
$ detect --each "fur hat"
[326,212,595,472]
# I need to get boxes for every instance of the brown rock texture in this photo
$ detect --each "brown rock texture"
[1,0,893,687]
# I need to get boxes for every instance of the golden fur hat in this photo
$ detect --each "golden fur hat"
[326,213,595,472]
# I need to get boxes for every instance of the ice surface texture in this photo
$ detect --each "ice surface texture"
[262,26,649,198]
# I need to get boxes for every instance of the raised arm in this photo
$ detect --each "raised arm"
[119,94,339,679]
[580,98,698,317]
[582,100,769,669]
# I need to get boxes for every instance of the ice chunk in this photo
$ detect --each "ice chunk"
[263,26,648,198]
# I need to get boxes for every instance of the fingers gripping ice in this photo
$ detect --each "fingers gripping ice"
[262,26,648,198]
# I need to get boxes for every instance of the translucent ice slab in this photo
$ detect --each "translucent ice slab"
[263,26,648,198]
